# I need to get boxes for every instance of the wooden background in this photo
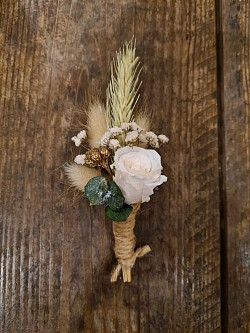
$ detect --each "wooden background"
[0,1,249,332]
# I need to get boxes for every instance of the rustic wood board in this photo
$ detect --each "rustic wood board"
[0,1,221,332]
[220,1,250,332]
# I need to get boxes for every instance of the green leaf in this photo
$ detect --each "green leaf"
[107,181,124,211]
[105,204,132,222]
[85,176,109,205]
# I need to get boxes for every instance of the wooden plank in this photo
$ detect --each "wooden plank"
[220,1,250,332]
[0,0,221,332]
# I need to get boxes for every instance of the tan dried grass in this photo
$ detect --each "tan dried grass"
[87,101,107,148]
[64,163,101,191]
[106,39,141,128]
[135,113,151,131]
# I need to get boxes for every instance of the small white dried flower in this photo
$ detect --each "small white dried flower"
[138,132,148,144]
[74,154,86,165]
[121,122,131,130]
[158,134,169,143]
[71,136,82,147]
[130,121,140,131]
[100,131,112,146]
[109,126,123,134]
[109,139,120,150]
[71,130,87,147]
[152,141,159,148]
[125,130,139,143]
[77,130,87,140]
[146,131,159,148]
[146,131,158,140]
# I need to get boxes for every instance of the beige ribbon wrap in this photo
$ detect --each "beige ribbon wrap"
[111,203,151,282]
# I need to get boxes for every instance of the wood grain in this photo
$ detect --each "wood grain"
[220,1,250,332]
[0,1,221,332]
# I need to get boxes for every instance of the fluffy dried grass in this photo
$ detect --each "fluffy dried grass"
[64,163,101,191]
[87,101,107,148]
[135,113,151,131]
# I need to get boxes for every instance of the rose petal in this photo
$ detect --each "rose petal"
[141,175,168,203]
[114,171,144,204]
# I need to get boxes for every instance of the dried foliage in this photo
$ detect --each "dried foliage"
[64,163,101,192]
[106,40,141,128]
[135,113,151,131]
[87,101,107,148]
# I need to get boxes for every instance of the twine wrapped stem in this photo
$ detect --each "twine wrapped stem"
[111,203,151,282]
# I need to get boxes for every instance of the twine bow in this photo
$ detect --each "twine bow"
[110,204,151,282]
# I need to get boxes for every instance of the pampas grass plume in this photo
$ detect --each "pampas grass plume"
[87,101,107,148]
[64,163,101,191]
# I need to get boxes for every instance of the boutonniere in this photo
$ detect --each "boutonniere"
[65,40,169,282]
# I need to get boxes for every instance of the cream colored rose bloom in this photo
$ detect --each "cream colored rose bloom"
[112,146,167,204]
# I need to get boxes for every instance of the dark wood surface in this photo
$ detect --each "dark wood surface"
[220,1,250,332]
[0,1,248,332]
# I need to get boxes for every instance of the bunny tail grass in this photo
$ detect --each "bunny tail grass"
[64,163,101,191]
[135,113,151,131]
[87,101,108,148]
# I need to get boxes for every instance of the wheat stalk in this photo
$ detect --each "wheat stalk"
[106,39,141,128]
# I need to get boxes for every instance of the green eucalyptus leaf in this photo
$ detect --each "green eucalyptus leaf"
[107,181,125,211]
[85,176,109,205]
[105,204,132,222]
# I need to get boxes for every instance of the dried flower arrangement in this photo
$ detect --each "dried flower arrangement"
[65,40,169,282]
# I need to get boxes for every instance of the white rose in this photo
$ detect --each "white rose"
[112,146,167,204]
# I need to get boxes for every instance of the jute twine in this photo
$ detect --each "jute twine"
[111,203,151,282]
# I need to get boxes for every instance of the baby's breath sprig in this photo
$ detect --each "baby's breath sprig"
[71,130,87,147]
[99,121,169,150]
